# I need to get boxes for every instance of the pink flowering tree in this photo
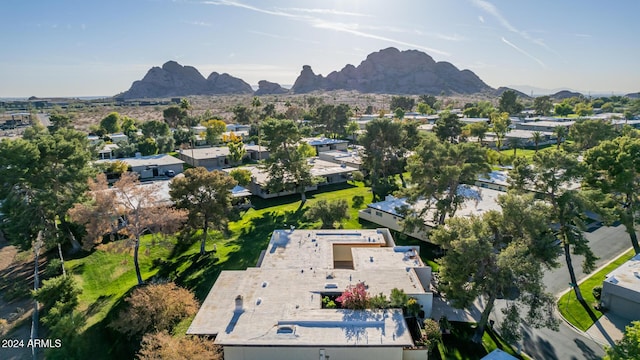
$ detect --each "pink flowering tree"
[336,282,370,310]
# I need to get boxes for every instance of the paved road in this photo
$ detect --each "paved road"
[36,113,51,127]
[491,224,633,360]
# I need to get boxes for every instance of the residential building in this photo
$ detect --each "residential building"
[178,146,233,169]
[97,143,119,160]
[188,228,433,360]
[96,154,185,179]
[600,254,640,320]
[515,120,574,132]
[227,158,357,199]
[318,150,363,169]
[304,137,349,153]
[475,171,510,192]
[359,186,504,242]
[481,349,519,360]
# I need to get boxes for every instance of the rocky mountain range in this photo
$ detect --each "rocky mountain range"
[117,48,494,99]
[117,61,253,99]
[290,47,492,95]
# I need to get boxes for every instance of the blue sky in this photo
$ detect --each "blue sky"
[1,0,639,97]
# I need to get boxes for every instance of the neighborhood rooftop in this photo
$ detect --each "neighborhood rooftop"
[188,228,432,348]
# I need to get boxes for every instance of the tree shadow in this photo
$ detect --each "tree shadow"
[522,329,558,360]
[574,338,600,360]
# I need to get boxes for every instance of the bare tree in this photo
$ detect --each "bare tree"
[70,173,187,284]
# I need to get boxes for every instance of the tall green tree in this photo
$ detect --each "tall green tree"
[533,95,553,116]
[163,106,188,128]
[261,118,314,203]
[390,96,415,111]
[360,118,405,200]
[405,136,490,225]
[490,112,511,150]
[202,119,226,145]
[531,131,543,153]
[0,128,94,252]
[467,122,489,144]
[434,111,463,143]
[306,199,350,229]
[100,112,121,134]
[141,120,170,138]
[170,168,237,255]
[568,119,616,152]
[554,102,574,117]
[584,136,640,254]
[232,105,252,125]
[432,194,559,342]
[498,90,524,115]
[510,150,599,301]
[553,126,569,149]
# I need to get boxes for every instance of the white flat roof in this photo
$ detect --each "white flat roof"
[368,186,504,226]
[179,146,230,160]
[95,154,185,168]
[228,159,357,186]
[188,229,428,347]
[304,137,349,146]
[477,170,509,186]
[604,254,640,294]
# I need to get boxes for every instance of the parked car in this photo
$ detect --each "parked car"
[164,170,176,177]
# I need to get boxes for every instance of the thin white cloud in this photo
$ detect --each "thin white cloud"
[201,0,303,18]
[312,20,450,56]
[183,20,212,27]
[472,0,556,56]
[501,37,545,68]
[478,15,485,23]
[203,0,450,57]
[277,7,371,17]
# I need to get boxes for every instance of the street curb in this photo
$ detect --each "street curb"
[555,246,633,299]
[554,247,634,347]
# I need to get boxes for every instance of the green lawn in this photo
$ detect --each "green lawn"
[435,322,527,360]
[558,248,635,332]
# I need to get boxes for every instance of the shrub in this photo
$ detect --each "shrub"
[592,286,602,300]
[322,296,337,309]
[351,171,364,183]
[352,195,365,208]
[336,282,369,310]
[138,331,222,360]
[369,293,389,309]
[390,288,409,308]
[110,282,199,337]
[420,318,442,351]
[32,275,81,312]
[43,258,64,279]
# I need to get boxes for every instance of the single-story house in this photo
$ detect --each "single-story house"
[359,186,504,242]
[600,254,640,320]
[515,120,575,132]
[226,158,357,199]
[318,150,363,170]
[96,154,185,179]
[304,137,349,153]
[188,228,433,360]
[97,143,119,160]
[244,144,270,161]
[178,146,234,169]
[475,171,510,192]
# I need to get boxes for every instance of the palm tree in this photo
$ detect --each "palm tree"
[346,121,360,144]
[553,126,569,150]
[531,131,543,153]
[508,137,522,157]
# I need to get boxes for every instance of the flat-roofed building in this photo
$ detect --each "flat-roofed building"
[359,186,504,242]
[304,137,349,153]
[178,146,233,169]
[228,158,357,199]
[600,254,640,320]
[188,228,433,360]
[96,154,185,179]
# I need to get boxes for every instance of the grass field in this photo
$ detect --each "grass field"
[435,322,527,360]
[558,248,635,332]
[58,179,511,359]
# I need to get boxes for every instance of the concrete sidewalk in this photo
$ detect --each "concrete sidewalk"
[585,313,631,347]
